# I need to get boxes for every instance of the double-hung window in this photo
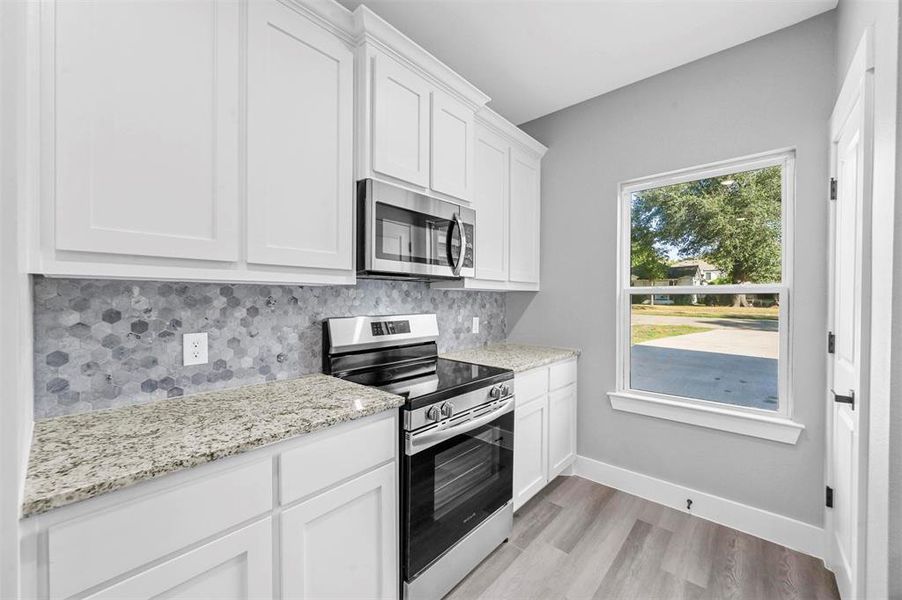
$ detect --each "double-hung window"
[610,150,803,444]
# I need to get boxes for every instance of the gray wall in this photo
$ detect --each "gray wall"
[33,277,506,418]
[508,12,835,525]
[835,1,900,596]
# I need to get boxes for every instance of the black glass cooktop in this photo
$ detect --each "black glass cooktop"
[378,358,513,410]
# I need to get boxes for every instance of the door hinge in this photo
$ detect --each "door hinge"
[827,332,835,354]
[830,177,837,200]
[826,486,834,508]
[833,389,855,409]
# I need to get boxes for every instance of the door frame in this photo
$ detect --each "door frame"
[825,29,875,599]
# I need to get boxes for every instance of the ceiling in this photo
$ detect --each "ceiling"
[339,0,837,125]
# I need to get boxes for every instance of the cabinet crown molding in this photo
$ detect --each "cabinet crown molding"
[476,107,548,158]
[352,6,490,110]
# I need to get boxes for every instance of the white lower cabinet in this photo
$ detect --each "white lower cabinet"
[514,396,549,510]
[281,463,397,599]
[548,383,578,477]
[83,519,272,600]
[22,412,398,600]
[513,358,578,511]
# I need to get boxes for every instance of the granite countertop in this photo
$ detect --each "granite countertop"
[441,343,580,373]
[22,374,404,518]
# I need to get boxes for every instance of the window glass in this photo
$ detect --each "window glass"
[629,294,780,411]
[630,166,782,288]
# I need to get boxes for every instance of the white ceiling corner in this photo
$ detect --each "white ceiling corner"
[338,0,837,125]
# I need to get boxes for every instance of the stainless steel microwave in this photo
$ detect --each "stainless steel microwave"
[357,179,475,280]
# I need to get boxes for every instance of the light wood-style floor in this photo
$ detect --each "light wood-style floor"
[445,476,839,600]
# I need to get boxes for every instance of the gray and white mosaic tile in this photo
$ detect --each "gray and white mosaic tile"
[33,277,506,418]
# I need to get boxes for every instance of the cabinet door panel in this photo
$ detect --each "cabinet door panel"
[513,396,548,512]
[548,383,577,478]
[282,463,397,599]
[54,0,239,261]
[473,126,509,281]
[431,92,474,201]
[83,519,272,600]
[247,1,353,270]
[509,149,541,284]
[372,54,430,187]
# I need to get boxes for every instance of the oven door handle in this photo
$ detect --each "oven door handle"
[406,397,514,456]
[451,213,467,277]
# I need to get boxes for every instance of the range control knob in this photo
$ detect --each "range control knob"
[489,386,502,400]
[500,384,511,397]
[440,402,454,418]
[426,406,441,422]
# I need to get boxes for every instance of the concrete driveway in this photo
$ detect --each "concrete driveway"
[631,346,779,410]
[639,328,778,359]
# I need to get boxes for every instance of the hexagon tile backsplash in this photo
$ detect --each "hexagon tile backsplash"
[33,277,507,418]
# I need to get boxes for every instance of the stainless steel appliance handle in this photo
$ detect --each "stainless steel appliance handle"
[407,397,514,456]
[451,213,467,277]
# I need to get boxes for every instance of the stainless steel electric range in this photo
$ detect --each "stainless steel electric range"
[322,314,515,600]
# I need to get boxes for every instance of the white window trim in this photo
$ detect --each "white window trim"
[610,149,805,445]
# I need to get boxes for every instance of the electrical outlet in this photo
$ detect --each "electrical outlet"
[472,317,480,334]
[183,332,208,366]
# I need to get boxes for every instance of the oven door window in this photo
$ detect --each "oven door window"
[375,203,456,267]
[403,410,514,580]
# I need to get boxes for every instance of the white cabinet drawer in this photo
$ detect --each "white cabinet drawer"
[83,518,273,600]
[280,415,395,505]
[515,367,548,406]
[48,460,272,600]
[549,359,577,391]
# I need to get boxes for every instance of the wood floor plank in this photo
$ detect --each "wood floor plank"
[592,520,673,599]
[545,491,645,598]
[548,482,615,553]
[511,499,563,550]
[660,512,720,588]
[442,476,839,600]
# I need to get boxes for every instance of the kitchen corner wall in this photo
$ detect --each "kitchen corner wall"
[508,12,835,526]
[33,277,506,418]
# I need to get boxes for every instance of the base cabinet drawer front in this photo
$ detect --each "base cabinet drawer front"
[52,0,240,262]
[548,383,577,478]
[281,463,397,599]
[48,460,272,600]
[280,414,395,505]
[82,518,273,600]
[246,0,354,271]
[549,359,577,391]
[513,396,548,512]
[515,367,549,407]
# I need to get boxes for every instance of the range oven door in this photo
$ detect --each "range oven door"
[402,399,514,582]
[359,179,475,279]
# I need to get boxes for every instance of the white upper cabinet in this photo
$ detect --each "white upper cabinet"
[371,53,431,187]
[53,0,240,262]
[473,125,509,282]
[246,0,353,271]
[509,148,542,285]
[430,91,475,202]
[355,8,487,204]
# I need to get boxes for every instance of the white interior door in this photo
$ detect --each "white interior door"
[828,33,873,600]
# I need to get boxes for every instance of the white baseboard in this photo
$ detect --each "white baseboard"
[573,455,825,559]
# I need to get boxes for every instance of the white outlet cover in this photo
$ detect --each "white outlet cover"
[182,332,209,366]
[472,317,480,334]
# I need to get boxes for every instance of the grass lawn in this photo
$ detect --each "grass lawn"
[631,324,713,345]
[631,304,779,321]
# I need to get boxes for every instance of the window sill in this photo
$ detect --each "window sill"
[607,391,804,444]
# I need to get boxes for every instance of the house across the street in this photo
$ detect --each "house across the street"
[631,259,723,304]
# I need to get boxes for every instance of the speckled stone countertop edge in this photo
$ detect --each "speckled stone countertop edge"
[440,343,581,373]
[22,375,404,518]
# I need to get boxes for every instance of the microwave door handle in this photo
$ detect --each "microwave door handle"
[452,213,467,276]
[406,397,514,456]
